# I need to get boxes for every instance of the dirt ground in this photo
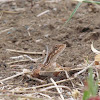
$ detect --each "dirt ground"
[0,0,100,99]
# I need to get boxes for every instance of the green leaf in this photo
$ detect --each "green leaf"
[63,2,82,25]
[63,0,100,27]
[82,0,100,5]
[83,91,91,100]
[83,68,98,100]
[87,68,98,96]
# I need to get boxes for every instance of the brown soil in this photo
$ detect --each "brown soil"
[0,0,100,99]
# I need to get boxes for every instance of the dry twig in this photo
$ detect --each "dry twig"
[50,78,65,100]
[0,94,43,100]
[0,27,14,34]
[37,10,50,17]
[6,49,45,55]
[38,93,52,99]
[40,85,71,92]
[7,59,35,65]
[0,69,31,83]
[74,61,95,77]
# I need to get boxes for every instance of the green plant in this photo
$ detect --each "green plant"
[64,0,100,25]
[83,68,98,100]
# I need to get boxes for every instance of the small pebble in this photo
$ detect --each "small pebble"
[8,31,12,34]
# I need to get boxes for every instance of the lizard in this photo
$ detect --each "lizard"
[32,44,66,77]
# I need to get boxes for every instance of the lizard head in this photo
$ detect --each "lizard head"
[50,44,66,62]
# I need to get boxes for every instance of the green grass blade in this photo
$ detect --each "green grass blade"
[83,0,100,4]
[64,2,82,25]
[83,68,98,100]
[83,91,90,100]
[63,0,100,27]
[87,68,98,96]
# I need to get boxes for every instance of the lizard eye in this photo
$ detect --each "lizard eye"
[54,45,59,50]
